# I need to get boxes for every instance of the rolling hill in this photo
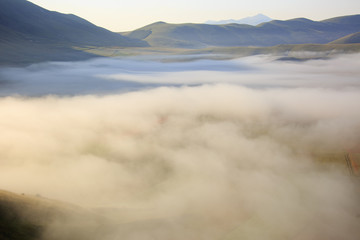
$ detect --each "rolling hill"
[124,14,360,48]
[1,0,360,65]
[330,32,360,44]
[0,0,148,65]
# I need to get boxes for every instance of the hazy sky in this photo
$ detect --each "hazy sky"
[29,0,360,32]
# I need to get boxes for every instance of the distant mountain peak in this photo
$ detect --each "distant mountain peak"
[206,13,273,26]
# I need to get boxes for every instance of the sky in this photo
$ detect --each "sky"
[29,0,360,32]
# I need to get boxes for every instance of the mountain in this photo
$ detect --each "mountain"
[0,0,148,65]
[205,14,272,26]
[0,0,147,47]
[124,14,360,48]
[330,32,360,44]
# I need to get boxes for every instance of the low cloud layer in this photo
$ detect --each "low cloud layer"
[0,83,360,239]
[105,54,360,89]
[1,53,360,96]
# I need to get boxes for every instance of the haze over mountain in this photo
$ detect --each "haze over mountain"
[205,14,272,26]
[125,15,360,48]
[0,0,147,65]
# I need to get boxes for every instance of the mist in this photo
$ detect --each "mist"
[0,54,360,239]
[1,54,360,97]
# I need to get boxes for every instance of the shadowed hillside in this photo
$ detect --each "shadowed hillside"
[0,0,148,65]
[0,0,147,47]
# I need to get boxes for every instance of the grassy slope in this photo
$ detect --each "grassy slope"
[78,43,360,62]
[190,43,360,56]
[0,40,98,66]
[330,32,360,44]
[0,190,53,240]
[0,202,41,240]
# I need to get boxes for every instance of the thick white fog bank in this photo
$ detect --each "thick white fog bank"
[0,85,360,239]
[1,53,360,96]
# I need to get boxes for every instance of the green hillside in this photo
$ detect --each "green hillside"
[124,15,360,48]
[78,43,360,63]
[330,32,360,44]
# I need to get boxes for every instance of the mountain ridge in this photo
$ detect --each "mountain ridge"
[124,14,360,48]
[1,0,360,65]
[205,13,272,26]
[0,0,147,47]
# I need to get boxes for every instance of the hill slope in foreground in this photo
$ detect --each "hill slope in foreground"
[0,189,133,240]
[0,189,207,240]
[0,0,147,65]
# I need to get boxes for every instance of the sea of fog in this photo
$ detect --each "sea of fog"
[0,54,360,240]
[0,54,360,96]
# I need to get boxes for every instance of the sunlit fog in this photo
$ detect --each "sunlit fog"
[0,54,360,240]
